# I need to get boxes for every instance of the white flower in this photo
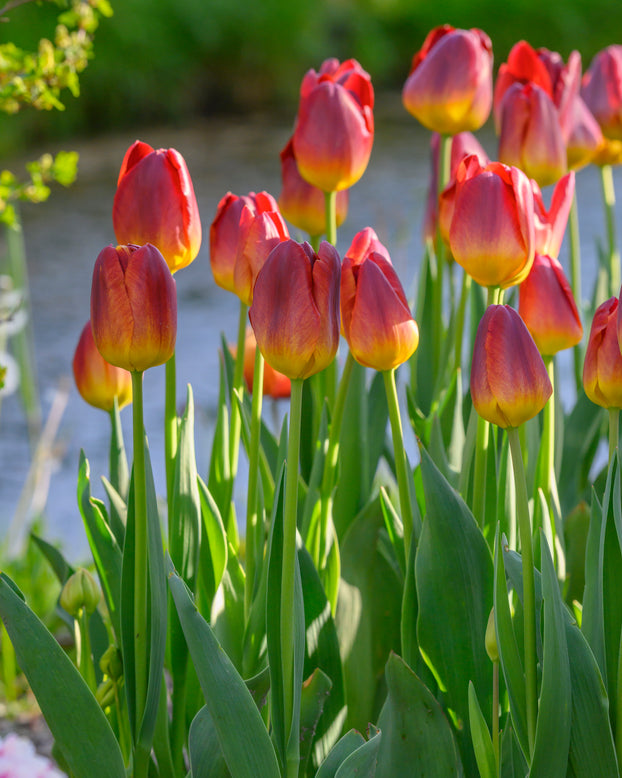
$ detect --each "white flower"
[0,733,66,778]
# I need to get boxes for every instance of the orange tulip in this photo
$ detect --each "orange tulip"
[518,254,583,355]
[278,138,349,237]
[73,321,132,411]
[402,25,493,135]
[230,328,291,399]
[471,304,552,428]
[90,243,177,373]
[341,231,419,371]
[497,82,567,187]
[531,172,575,258]
[581,46,622,141]
[113,141,201,274]
[584,297,622,408]
[249,240,340,380]
[210,191,258,293]
[446,157,535,289]
[292,58,374,192]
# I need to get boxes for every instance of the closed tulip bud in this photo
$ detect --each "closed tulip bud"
[60,568,101,617]
[278,138,349,237]
[531,172,575,258]
[447,158,535,289]
[485,609,499,663]
[229,328,291,399]
[99,645,123,681]
[341,234,419,371]
[498,82,567,187]
[90,243,177,373]
[493,40,554,129]
[249,239,340,380]
[584,297,622,409]
[402,25,493,135]
[292,58,374,192]
[113,141,202,274]
[96,678,116,709]
[581,46,622,141]
[471,305,552,428]
[519,254,583,355]
[73,321,132,412]
[210,192,256,292]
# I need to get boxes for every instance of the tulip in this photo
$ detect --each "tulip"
[531,172,575,258]
[73,321,132,412]
[446,157,535,289]
[292,58,374,192]
[230,328,291,399]
[343,225,391,265]
[113,141,201,274]
[471,304,552,428]
[90,243,177,373]
[581,46,622,141]
[341,234,419,371]
[519,254,583,355]
[402,25,493,135]
[210,191,256,292]
[498,82,567,187]
[583,297,622,409]
[249,239,340,380]
[278,138,349,237]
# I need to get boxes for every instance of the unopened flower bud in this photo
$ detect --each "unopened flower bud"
[60,568,101,617]
[99,645,123,682]
[96,677,116,709]
[485,608,499,662]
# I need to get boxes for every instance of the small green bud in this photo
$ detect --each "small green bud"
[60,568,101,617]
[485,608,499,663]
[96,677,116,709]
[99,645,123,682]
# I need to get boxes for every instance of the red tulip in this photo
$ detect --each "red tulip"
[446,156,535,289]
[497,82,567,187]
[278,138,349,237]
[292,58,374,192]
[402,25,493,135]
[90,244,177,372]
[113,141,201,274]
[565,94,604,170]
[531,172,575,258]
[249,240,340,380]
[581,46,622,141]
[341,231,419,370]
[230,328,291,399]
[519,254,583,355]
[73,321,132,411]
[471,304,552,428]
[583,297,622,408]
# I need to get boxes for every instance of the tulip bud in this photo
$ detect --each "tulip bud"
[447,158,535,289]
[581,46,622,141]
[583,297,622,409]
[229,328,291,399]
[90,243,177,373]
[564,94,604,170]
[519,254,583,355]
[485,608,499,663]
[497,82,567,187]
[493,40,554,129]
[292,58,374,192]
[73,321,132,412]
[249,239,340,380]
[60,568,101,617]
[113,141,202,274]
[278,138,349,237]
[471,305,552,428]
[96,678,116,709]
[99,645,123,682]
[341,229,419,371]
[402,25,493,135]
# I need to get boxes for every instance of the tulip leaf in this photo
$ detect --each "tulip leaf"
[101,475,127,544]
[210,539,246,672]
[188,705,230,778]
[299,668,333,777]
[529,534,571,777]
[334,725,381,777]
[315,730,366,778]
[0,573,126,778]
[581,487,605,673]
[207,350,231,513]
[197,474,228,611]
[415,445,493,773]
[375,653,462,777]
[107,395,129,545]
[468,681,497,778]
[167,556,281,778]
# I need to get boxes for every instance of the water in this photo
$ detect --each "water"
[0,103,618,561]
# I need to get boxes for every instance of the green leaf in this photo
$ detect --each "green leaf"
[582,488,605,674]
[167,557,281,778]
[188,705,230,778]
[468,681,497,778]
[197,475,228,610]
[0,574,125,778]
[210,540,246,672]
[335,725,381,777]
[375,653,462,777]
[315,730,366,778]
[300,668,333,778]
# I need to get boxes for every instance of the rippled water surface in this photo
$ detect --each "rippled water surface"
[1,103,618,560]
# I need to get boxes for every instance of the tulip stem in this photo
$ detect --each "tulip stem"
[507,426,538,757]
[609,408,620,464]
[430,134,452,386]
[281,377,304,775]
[568,192,584,390]
[492,659,500,775]
[453,270,471,372]
[164,351,178,520]
[600,163,621,297]
[540,356,558,551]
[383,368,414,558]
[131,369,148,737]
[324,190,337,246]
[244,345,265,620]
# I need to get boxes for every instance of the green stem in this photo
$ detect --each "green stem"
[507,426,538,757]
[164,352,178,521]
[430,134,452,385]
[131,370,148,732]
[616,628,622,770]
[230,300,249,476]
[492,660,500,775]
[309,234,320,252]
[324,190,337,246]
[609,408,620,464]
[568,192,584,390]
[453,270,471,372]
[280,378,304,776]
[600,163,621,297]
[316,352,355,568]
[78,609,97,695]
[244,345,265,620]
[383,368,414,558]
[540,356,557,546]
